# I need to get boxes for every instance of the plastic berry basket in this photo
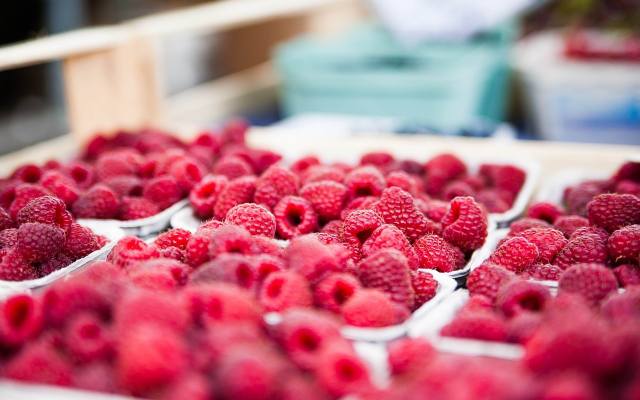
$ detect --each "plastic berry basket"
[0,226,125,297]
[408,289,524,360]
[0,380,133,400]
[78,199,189,238]
[535,168,609,206]
[169,205,202,232]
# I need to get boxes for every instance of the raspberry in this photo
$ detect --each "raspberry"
[291,155,320,174]
[220,118,249,144]
[64,312,112,363]
[360,151,395,169]
[564,181,603,216]
[441,196,488,252]
[608,224,640,264]
[208,224,254,257]
[414,234,465,272]
[185,231,212,267]
[216,345,284,400]
[274,196,318,239]
[286,236,347,284]
[119,196,159,220]
[95,151,141,180]
[553,215,590,238]
[613,264,640,287]
[315,341,372,397]
[570,226,609,242]
[375,187,440,242]
[16,222,65,263]
[397,159,423,175]
[424,154,466,195]
[410,270,438,309]
[344,166,386,200]
[387,338,435,376]
[559,263,618,306]
[341,209,384,254]
[9,184,50,220]
[107,236,160,269]
[601,288,640,322]
[259,270,312,312]
[505,312,542,344]
[386,170,418,194]
[128,258,190,291]
[341,288,398,327]
[509,218,551,236]
[275,308,342,370]
[117,323,188,395]
[225,203,276,237]
[212,155,254,179]
[183,283,261,325]
[115,290,189,334]
[189,175,228,219]
[278,373,328,400]
[466,263,516,302]
[321,220,343,236]
[0,293,43,348]
[300,180,347,222]
[341,196,380,220]
[192,253,257,290]
[4,339,73,386]
[441,310,508,342]
[66,162,95,189]
[254,165,299,209]
[482,164,526,198]
[489,237,539,272]
[62,223,99,259]
[143,176,183,210]
[421,200,449,222]
[362,224,420,269]
[554,233,608,270]
[357,249,414,307]
[37,253,73,277]
[11,164,42,183]
[214,175,257,220]
[0,228,17,249]
[526,202,564,223]
[523,263,563,281]
[158,246,185,262]
[73,184,121,219]
[103,175,143,197]
[250,237,283,258]
[252,254,285,282]
[0,207,13,231]
[156,372,209,400]
[587,193,640,232]
[442,180,475,201]
[154,228,191,250]
[314,273,361,313]
[40,170,80,206]
[15,195,71,231]
[539,373,599,400]
[302,165,346,184]
[475,189,511,213]
[168,157,205,192]
[516,227,568,263]
[495,280,550,317]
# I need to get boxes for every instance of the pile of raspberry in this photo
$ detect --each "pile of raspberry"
[439,264,640,399]
[0,195,106,281]
[0,120,282,221]
[0,263,381,399]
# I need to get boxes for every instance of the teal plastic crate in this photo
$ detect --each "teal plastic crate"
[275,23,515,131]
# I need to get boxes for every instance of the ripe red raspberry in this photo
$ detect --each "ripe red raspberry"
[259,270,312,312]
[208,224,255,257]
[16,195,72,231]
[314,273,361,313]
[40,170,80,206]
[387,338,435,376]
[274,196,318,239]
[341,209,384,254]
[225,203,276,237]
[95,150,141,180]
[286,236,350,284]
[299,180,347,222]
[362,224,420,269]
[37,252,73,277]
[65,161,95,189]
[516,227,568,263]
[375,187,440,242]
[441,196,488,252]
[254,165,299,209]
[0,207,13,231]
[183,283,261,325]
[410,270,438,309]
[315,341,373,397]
[489,237,539,272]
[505,311,542,344]
[523,263,563,281]
[128,258,190,291]
[559,263,618,306]
[526,202,564,223]
[252,253,285,282]
[0,250,37,281]
[184,232,212,267]
[189,175,228,219]
[16,222,65,263]
[117,323,188,395]
[466,263,516,302]
[250,236,283,258]
[73,184,121,219]
[119,196,160,220]
[481,164,526,198]
[424,153,467,195]
[11,164,42,183]
[154,228,191,251]
[341,196,380,220]
[386,170,418,194]
[613,264,640,287]
[321,220,343,236]
[553,215,590,238]
[587,193,640,232]
[42,277,113,327]
[554,233,608,270]
[62,223,99,259]
[607,224,640,264]
[4,339,72,386]
[601,288,640,322]
[212,155,254,179]
[291,155,320,175]
[564,181,603,216]
[341,288,399,327]
[414,234,465,272]
[357,249,414,308]
[168,157,205,192]
[421,199,449,222]
[302,164,346,184]
[360,151,395,169]
[344,166,386,199]
[0,228,17,250]
[64,312,112,363]
[107,236,160,269]
[441,310,508,342]
[158,246,185,262]
[192,253,256,289]
[0,293,43,347]
[214,175,257,220]
[103,175,143,197]
[442,180,475,201]
[9,184,50,220]
[475,189,511,213]
[509,218,551,236]
[142,176,183,210]
[115,290,189,335]
[495,280,551,317]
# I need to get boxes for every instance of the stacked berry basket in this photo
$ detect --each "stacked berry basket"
[0,123,639,400]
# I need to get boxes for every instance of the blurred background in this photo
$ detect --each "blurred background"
[0,0,639,155]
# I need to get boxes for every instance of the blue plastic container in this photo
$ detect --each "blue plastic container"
[275,23,515,132]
